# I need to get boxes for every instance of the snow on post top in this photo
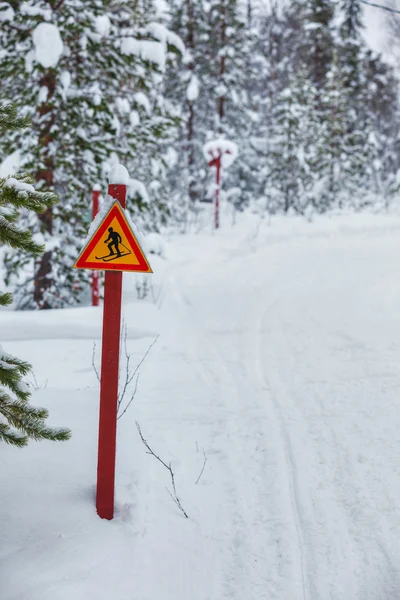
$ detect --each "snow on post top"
[32,23,63,68]
[203,139,239,169]
[109,164,129,185]
[93,184,102,192]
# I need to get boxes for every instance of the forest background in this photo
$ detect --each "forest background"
[0,0,399,310]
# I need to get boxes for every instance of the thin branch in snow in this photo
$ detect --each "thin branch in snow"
[117,374,140,421]
[28,372,48,391]
[118,324,131,411]
[136,421,189,519]
[92,342,100,383]
[195,448,208,485]
[117,334,159,417]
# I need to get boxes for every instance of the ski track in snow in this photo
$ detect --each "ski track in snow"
[166,243,312,599]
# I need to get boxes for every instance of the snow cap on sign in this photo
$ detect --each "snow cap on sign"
[109,164,129,185]
[203,138,238,169]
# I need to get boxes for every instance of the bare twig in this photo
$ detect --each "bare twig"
[136,421,189,519]
[28,372,48,391]
[117,334,159,416]
[92,342,100,382]
[118,324,131,410]
[151,281,163,306]
[92,327,159,418]
[195,448,208,485]
[117,374,140,420]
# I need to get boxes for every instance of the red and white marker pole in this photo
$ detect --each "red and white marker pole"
[96,181,126,520]
[91,187,101,307]
[208,153,222,230]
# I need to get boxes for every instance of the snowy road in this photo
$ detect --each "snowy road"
[3,214,400,599]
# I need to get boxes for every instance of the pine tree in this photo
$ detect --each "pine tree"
[302,0,336,90]
[0,0,182,309]
[0,103,71,446]
[267,66,318,214]
[166,0,254,221]
[336,0,398,207]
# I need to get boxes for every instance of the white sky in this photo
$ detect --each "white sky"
[260,1,395,62]
[363,3,390,55]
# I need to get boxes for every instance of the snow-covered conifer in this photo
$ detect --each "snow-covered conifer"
[0,103,70,446]
[0,0,182,308]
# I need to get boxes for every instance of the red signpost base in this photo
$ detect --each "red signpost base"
[96,183,126,520]
[91,189,101,307]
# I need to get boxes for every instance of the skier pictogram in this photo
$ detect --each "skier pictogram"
[95,227,132,262]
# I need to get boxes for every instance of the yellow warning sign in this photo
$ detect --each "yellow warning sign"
[74,201,152,273]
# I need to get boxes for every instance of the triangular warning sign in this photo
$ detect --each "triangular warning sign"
[74,201,152,273]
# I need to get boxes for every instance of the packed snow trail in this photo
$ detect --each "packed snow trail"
[3,213,400,599]
[158,215,400,600]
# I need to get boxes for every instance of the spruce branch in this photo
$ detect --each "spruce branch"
[0,292,12,307]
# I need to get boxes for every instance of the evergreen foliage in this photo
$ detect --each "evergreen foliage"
[1,0,400,300]
[0,103,70,446]
[165,0,254,220]
[163,0,400,221]
[0,0,182,308]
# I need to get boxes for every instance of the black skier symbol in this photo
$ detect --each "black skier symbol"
[95,227,132,262]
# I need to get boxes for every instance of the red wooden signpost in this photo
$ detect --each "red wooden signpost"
[74,170,152,520]
[208,153,222,230]
[96,182,126,520]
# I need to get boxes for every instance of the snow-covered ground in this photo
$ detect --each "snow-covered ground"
[3,210,400,599]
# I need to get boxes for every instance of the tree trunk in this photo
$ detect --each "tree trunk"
[217,0,226,132]
[186,0,197,203]
[34,70,56,309]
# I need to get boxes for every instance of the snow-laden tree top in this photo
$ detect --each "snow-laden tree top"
[32,23,63,68]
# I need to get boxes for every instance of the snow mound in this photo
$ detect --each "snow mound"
[94,15,111,38]
[121,37,166,71]
[5,178,35,195]
[128,178,149,204]
[0,4,14,21]
[146,22,185,56]
[32,23,63,68]
[146,233,166,257]
[187,75,199,102]
[0,151,21,177]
